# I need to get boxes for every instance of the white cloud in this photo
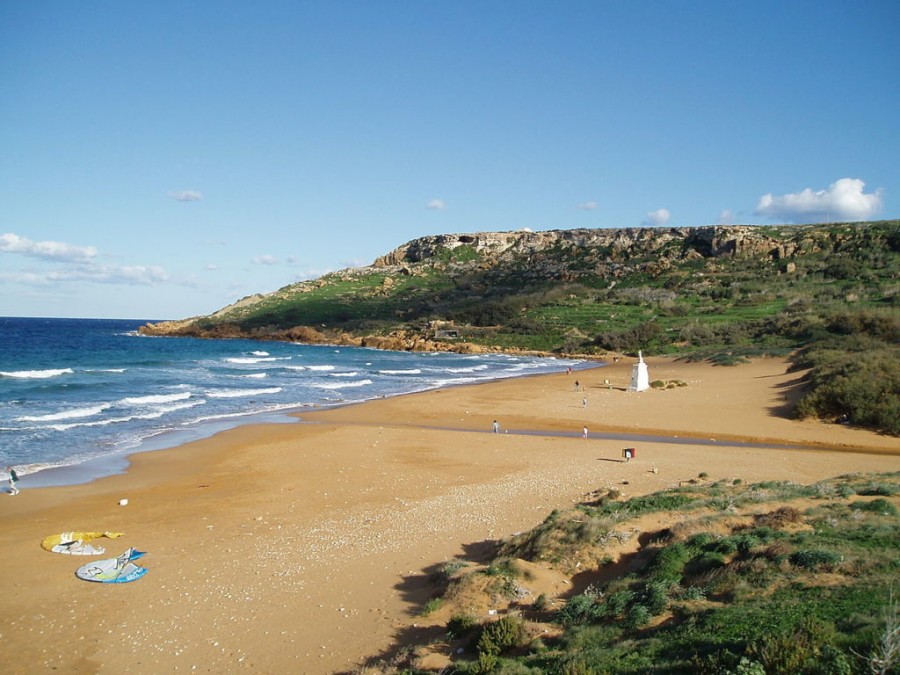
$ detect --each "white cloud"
[0,232,172,289]
[578,201,599,211]
[643,208,671,226]
[0,233,98,262]
[754,178,883,223]
[205,263,218,271]
[1,263,168,286]
[426,198,446,210]
[718,209,735,225]
[252,254,278,265]
[102,265,169,285]
[168,190,203,202]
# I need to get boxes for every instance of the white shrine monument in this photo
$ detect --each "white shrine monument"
[628,350,650,392]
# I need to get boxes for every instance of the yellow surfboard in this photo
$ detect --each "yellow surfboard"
[41,531,124,555]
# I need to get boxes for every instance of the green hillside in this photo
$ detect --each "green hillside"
[141,221,900,434]
[362,473,900,675]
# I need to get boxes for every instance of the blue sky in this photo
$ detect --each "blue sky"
[2,1,897,320]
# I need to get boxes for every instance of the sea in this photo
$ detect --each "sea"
[0,317,587,488]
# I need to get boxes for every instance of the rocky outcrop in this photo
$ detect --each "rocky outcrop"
[372,225,804,269]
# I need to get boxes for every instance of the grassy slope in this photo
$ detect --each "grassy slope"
[362,473,900,674]
[182,221,897,357]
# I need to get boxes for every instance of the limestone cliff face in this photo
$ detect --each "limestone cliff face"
[372,225,801,268]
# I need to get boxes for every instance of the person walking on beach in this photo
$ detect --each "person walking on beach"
[7,466,19,495]
[492,420,500,434]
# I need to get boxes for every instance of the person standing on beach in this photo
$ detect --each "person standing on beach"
[492,420,500,434]
[6,466,19,495]
[582,426,588,439]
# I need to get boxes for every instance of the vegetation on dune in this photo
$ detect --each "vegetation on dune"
[356,473,900,675]
[141,221,900,435]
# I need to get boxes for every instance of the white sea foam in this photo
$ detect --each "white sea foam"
[241,373,268,379]
[121,392,193,406]
[312,379,373,390]
[250,351,270,356]
[49,415,140,431]
[503,362,543,372]
[378,369,422,375]
[284,366,306,371]
[44,399,206,431]
[225,356,278,364]
[329,371,359,377]
[152,399,206,414]
[17,403,112,423]
[205,387,283,398]
[0,368,74,379]
[431,376,490,387]
[442,364,489,373]
[307,365,336,371]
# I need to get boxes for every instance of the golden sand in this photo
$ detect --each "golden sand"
[0,356,897,674]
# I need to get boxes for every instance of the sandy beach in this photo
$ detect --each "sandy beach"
[1,355,897,674]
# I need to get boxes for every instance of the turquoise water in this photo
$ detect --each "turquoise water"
[0,317,586,486]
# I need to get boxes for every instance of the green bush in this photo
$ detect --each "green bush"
[604,588,636,617]
[477,615,526,656]
[640,580,671,615]
[850,498,898,515]
[557,594,602,626]
[448,613,478,638]
[793,347,900,435]
[855,482,899,497]
[648,542,692,584]
[624,603,652,629]
[685,551,727,577]
[747,617,846,675]
[789,549,843,571]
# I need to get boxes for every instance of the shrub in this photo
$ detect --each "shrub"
[789,549,843,571]
[557,594,602,626]
[685,552,727,577]
[641,580,671,615]
[447,613,478,638]
[687,532,719,549]
[747,617,844,674]
[624,603,652,629]
[648,542,692,584]
[604,589,636,617]
[433,558,468,585]
[851,498,898,516]
[477,615,526,656]
[793,347,900,436]
[856,482,899,497]
[422,597,444,615]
